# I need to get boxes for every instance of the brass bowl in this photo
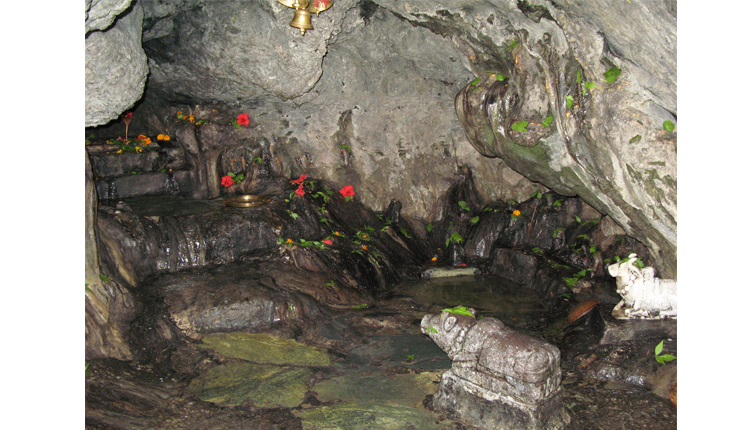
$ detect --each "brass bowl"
[223,194,272,208]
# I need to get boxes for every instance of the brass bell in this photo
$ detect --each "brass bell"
[289,9,314,35]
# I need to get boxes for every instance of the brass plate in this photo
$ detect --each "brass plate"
[223,195,272,208]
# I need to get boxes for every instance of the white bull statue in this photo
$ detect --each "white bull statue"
[607,254,677,319]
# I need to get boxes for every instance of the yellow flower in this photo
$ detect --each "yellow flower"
[116,149,122,154]
[135,146,142,153]
[513,209,521,216]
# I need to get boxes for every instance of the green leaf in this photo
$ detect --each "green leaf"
[442,306,475,317]
[425,223,433,232]
[585,81,596,91]
[289,212,299,220]
[604,66,622,83]
[655,354,677,365]
[85,284,93,294]
[553,199,563,207]
[458,201,470,211]
[470,216,479,225]
[407,354,415,361]
[450,232,463,244]
[575,216,582,223]
[552,227,565,238]
[341,144,351,152]
[428,326,438,334]
[506,40,518,51]
[469,77,480,87]
[566,95,574,109]
[495,73,506,81]
[512,121,529,132]
[576,69,582,83]
[663,120,675,132]
[542,115,553,127]
[253,156,263,164]
[399,227,412,239]
[629,134,642,144]
[655,340,664,356]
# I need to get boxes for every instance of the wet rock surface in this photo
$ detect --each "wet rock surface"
[86,173,675,429]
[86,275,676,430]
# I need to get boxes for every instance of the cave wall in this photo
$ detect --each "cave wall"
[369,0,677,277]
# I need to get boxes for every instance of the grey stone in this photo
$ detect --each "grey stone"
[421,309,569,430]
[422,267,480,278]
[85,2,148,127]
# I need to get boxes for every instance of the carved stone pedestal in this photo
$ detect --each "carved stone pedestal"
[432,371,570,430]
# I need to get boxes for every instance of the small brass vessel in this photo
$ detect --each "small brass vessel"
[223,195,272,208]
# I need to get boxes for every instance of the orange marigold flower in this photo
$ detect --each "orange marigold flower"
[189,115,195,122]
[334,231,340,236]
[362,244,368,251]
[287,238,294,243]
[431,256,438,262]
[513,209,521,216]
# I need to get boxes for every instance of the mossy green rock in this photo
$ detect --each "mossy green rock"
[313,371,439,406]
[296,371,450,430]
[199,332,330,367]
[189,362,311,408]
[296,402,454,430]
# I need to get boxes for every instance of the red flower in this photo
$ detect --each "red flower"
[323,239,333,246]
[339,185,355,198]
[124,112,133,119]
[313,0,329,7]
[295,184,305,196]
[290,174,308,184]
[221,175,234,187]
[237,113,250,127]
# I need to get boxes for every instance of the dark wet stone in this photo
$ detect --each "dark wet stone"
[489,248,539,286]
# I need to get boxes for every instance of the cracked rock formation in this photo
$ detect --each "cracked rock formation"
[86,0,676,282]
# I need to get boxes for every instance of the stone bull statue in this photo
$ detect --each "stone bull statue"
[607,254,677,319]
[421,307,569,430]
